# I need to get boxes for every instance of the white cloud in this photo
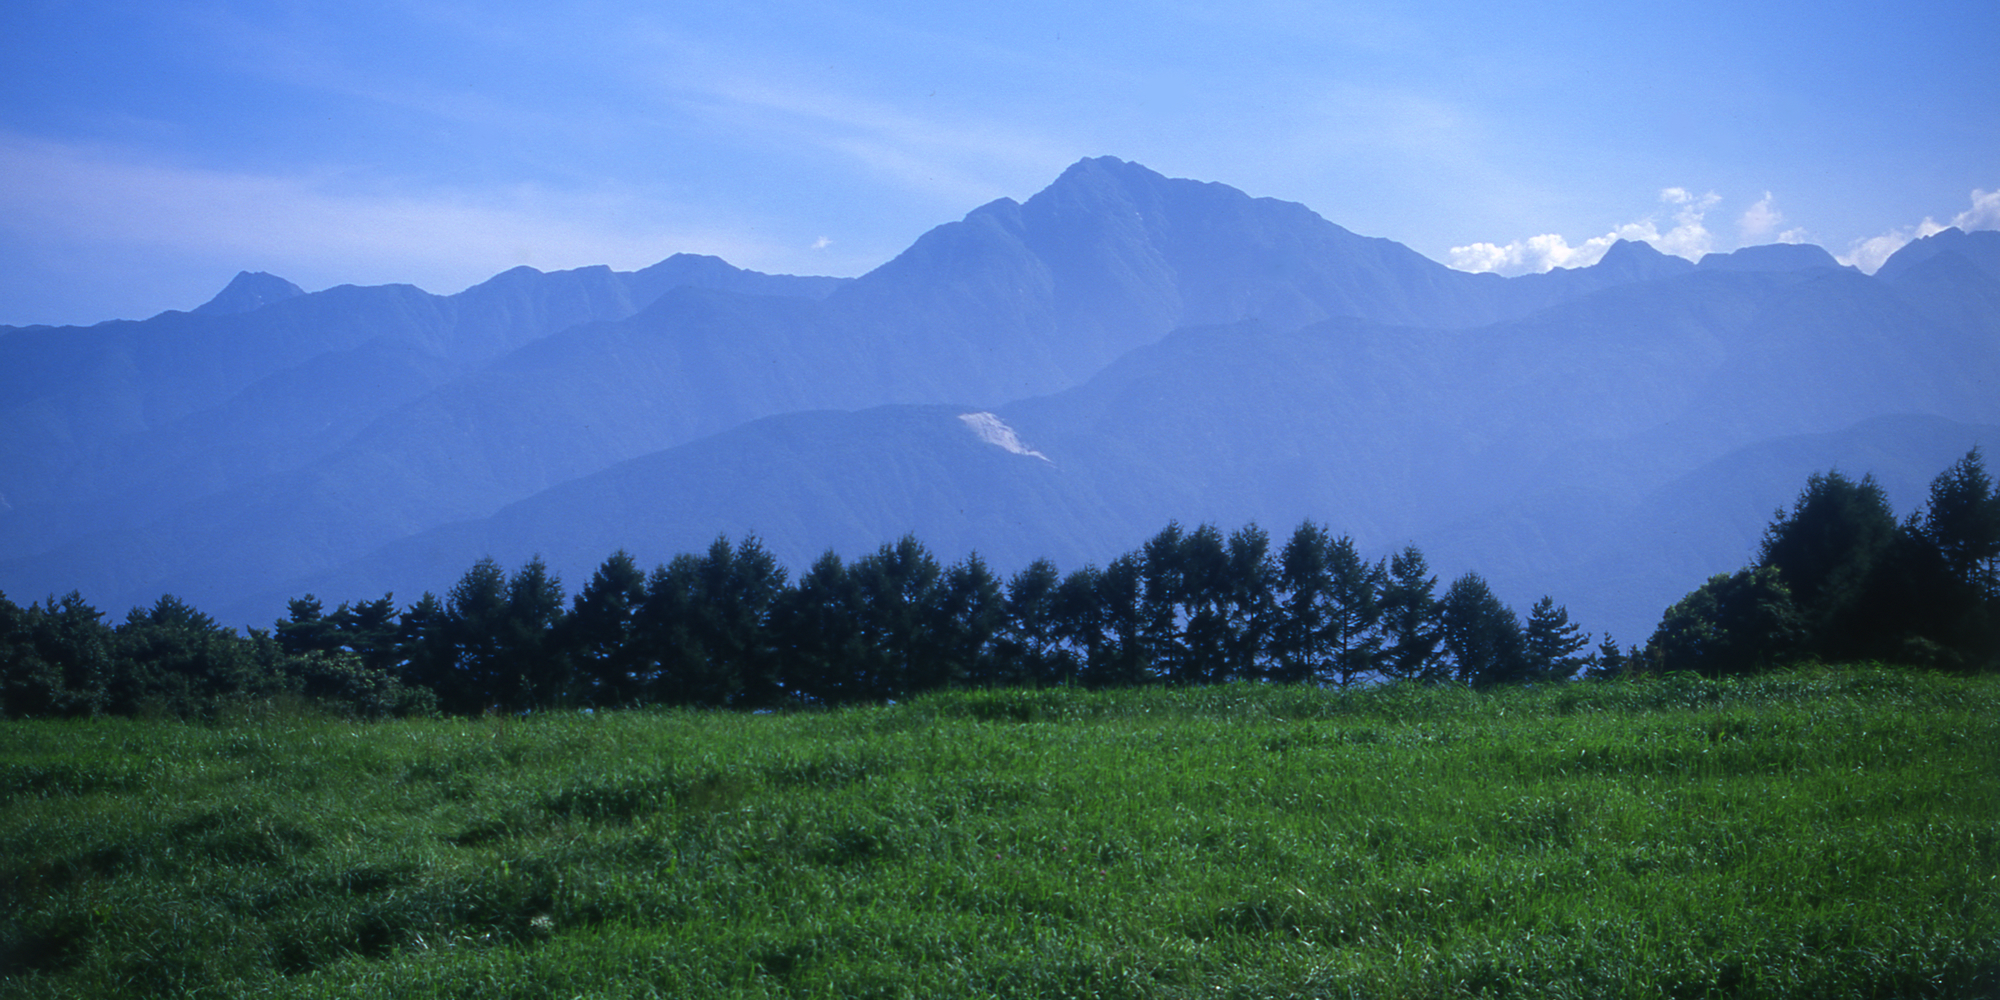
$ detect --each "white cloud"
[1956,188,2000,230]
[1448,188,1720,276]
[1738,192,1785,244]
[1837,188,2000,273]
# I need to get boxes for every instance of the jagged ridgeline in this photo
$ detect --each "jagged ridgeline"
[2,158,1998,650]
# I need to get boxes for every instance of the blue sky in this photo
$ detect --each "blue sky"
[3,0,1995,327]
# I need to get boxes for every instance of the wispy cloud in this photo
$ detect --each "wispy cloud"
[1736,192,1808,245]
[1447,187,1721,275]
[1839,189,2000,273]
[676,74,1071,210]
[0,132,784,297]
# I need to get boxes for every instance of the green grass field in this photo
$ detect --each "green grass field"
[3,667,1996,999]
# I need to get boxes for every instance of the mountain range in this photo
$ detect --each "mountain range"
[3,156,1996,646]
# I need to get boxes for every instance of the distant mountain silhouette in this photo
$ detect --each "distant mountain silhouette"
[1696,243,1849,273]
[2,159,1995,647]
[191,271,307,315]
[1874,226,2000,285]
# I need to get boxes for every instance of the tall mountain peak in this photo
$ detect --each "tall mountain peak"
[192,271,307,316]
[1875,227,2000,285]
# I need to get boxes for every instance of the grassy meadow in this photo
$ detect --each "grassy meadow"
[2,667,1996,999]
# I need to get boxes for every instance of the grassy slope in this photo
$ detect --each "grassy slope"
[2,668,1996,999]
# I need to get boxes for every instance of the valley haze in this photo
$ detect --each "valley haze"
[1,157,1996,650]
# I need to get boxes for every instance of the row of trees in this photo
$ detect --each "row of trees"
[2,522,1592,718]
[8,447,1988,719]
[1644,448,1999,674]
[301,521,1595,714]
[0,593,435,720]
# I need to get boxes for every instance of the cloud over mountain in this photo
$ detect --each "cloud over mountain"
[1447,187,1725,276]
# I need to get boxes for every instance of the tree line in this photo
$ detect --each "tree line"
[3,449,1993,720]
[1641,447,1998,675]
[1,521,1593,719]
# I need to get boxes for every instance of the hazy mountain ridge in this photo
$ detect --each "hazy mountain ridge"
[240,232,1999,641]
[8,157,1671,613]
[0,255,843,559]
[2,159,1995,647]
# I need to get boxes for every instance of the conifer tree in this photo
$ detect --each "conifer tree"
[850,535,944,700]
[1000,558,1066,685]
[1523,596,1589,681]
[1223,524,1278,682]
[1440,572,1529,688]
[396,592,451,699]
[1084,555,1149,688]
[1379,546,1445,682]
[565,550,649,706]
[1758,470,1898,654]
[938,553,1005,688]
[440,557,508,712]
[771,551,868,705]
[1274,521,1335,685]
[1921,447,2000,600]
[500,556,566,709]
[1,592,114,718]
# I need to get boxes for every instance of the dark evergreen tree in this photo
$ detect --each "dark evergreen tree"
[1583,633,1629,679]
[1176,523,1232,685]
[1757,470,1898,655]
[1921,447,2000,599]
[699,535,788,706]
[639,553,731,706]
[1080,555,1150,688]
[1323,537,1387,687]
[1379,546,1445,682]
[334,595,402,675]
[849,535,945,698]
[1273,521,1334,685]
[771,551,869,704]
[1523,596,1590,682]
[1274,522,1384,686]
[395,592,452,699]
[999,559,1068,685]
[276,595,340,657]
[1138,522,1191,683]
[1440,572,1529,688]
[499,556,567,709]
[563,550,650,706]
[0,592,32,717]
[938,553,1006,688]
[438,557,509,713]
[111,595,287,717]
[1042,564,1097,687]
[1,592,114,718]
[1134,522,1254,685]
[1222,524,1278,682]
